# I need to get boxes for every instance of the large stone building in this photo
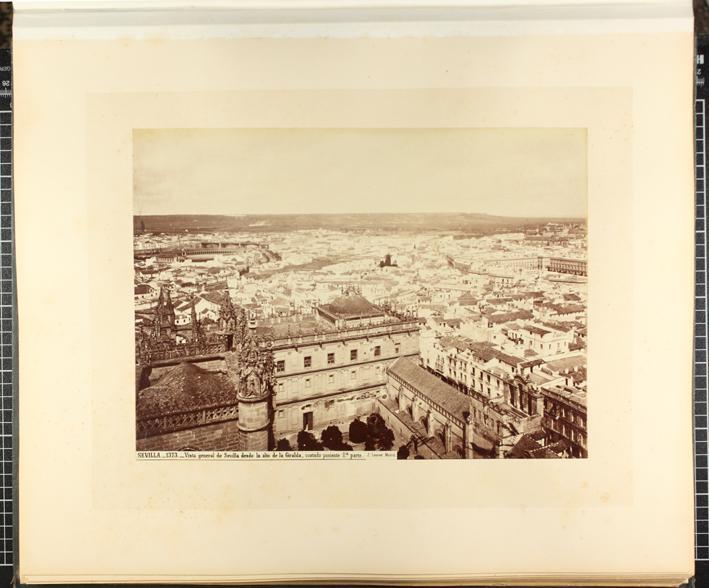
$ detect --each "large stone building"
[418,331,587,458]
[267,294,419,437]
[381,357,474,458]
[135,288,585,459]
[135,291,420,451]
[540,384,587,458]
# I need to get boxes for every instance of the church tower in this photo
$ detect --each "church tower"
[162,289,176,340]
[153,286,176,344]
[226,330,275,451]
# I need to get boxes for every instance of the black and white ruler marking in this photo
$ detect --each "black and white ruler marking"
[0,46,12,571]
[696,36,709,567]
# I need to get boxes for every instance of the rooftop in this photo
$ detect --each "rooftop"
[545,355,586,373]
[439,336,526,368]
[507,433,567,458]
[486,310,534,325]
[256,316,338,339]
[541,383,587,406]
[522,324,553,337]
[137,362,235,419]
[318,294,385,320]
[387,357,470,421]
[200,291,228,307]
[457,292,478,306]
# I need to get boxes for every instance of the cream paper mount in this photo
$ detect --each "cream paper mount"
[14,29,693,584]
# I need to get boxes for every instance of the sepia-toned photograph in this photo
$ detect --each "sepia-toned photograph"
[133,128,587,459]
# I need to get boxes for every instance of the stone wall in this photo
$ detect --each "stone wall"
[136,418,240,451]
[274,385,382,439]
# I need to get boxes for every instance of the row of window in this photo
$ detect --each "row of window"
[275,345,389,373]
[550,421,587,447]
[471,406,504,436]
[276,365,386,393]
[437,352,517,384]
[544,401,586,428]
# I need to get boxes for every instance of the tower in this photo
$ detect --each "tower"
[219,291,247,351]
[152,286,176,344]
[163,289,176,338]
[190,299,205,345]
[227,331,275,451]
[219,290,237,331]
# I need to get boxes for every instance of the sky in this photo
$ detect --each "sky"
[133,128,586,218]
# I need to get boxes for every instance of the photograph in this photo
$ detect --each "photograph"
[133,128,587,459]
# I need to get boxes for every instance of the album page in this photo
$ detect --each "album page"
[14,2,695,584]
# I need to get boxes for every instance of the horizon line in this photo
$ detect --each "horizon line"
[133,212,587,220]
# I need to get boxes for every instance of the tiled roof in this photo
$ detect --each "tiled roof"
[541,321,574,333]
[387,357,470,420]
[522,323,552,336]
[457,292,478,306]
[507,433,543,458]
[545,355,586,372]
[318,294,384,319]
[487,297,512,305]
[548,303,585,315]
[439,336,525,367]
[137,362,235,419]
[487,310,534,324]
[508,432,564,458]
[510,291,544,300]
[200,291,228,307]
[205,279,228,290]
[175,300,194,312]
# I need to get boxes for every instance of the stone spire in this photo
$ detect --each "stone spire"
[164,288,174,312]
[219,290,237,332]
[225,331,275,451]
[190,299,204,344]
[190,298,198,329]
[152,286,176,344]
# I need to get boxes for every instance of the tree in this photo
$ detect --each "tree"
[349,417,368,444]
[297,430,323,451]
[321,425,344,450]
[275,438,292,451]
[367,413,387,438]
[397,445,410,460]
[378,428,395,451]
[364,436,376,451]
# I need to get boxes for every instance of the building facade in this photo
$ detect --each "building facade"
[268,295,420,439]
[419,332,586,457]
[136,292,420,450]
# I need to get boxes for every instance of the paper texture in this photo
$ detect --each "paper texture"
[14,21,694,585]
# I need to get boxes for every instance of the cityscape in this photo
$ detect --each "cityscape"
[133,128,587,459]
[134,214,587,459]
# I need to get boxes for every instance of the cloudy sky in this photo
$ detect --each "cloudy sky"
[133,128,586,218]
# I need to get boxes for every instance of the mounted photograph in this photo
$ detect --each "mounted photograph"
[133,128,587,459]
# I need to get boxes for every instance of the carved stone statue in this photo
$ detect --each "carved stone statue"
[233,331,275,400]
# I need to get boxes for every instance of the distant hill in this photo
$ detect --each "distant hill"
[134,213,585,235]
